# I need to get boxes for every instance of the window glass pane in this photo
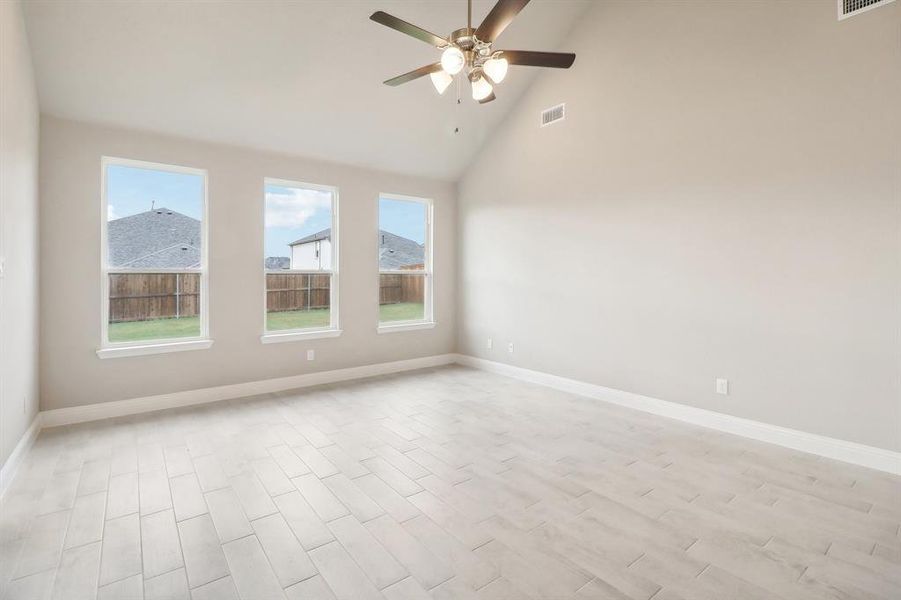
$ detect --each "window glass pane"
[379,273,425,323]
[265,273,331,331]
[264,181,335,332]
[106,164,203,269]
[378,198,426,270]
[105,161,205,345]
[265,183,334,271]
[108,273,201,342]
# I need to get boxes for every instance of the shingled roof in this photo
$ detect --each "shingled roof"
[108,208,201,268]
[378,230,424,269]
[265,256,291,270]
[289,228,423,269]
[289,229,331,245]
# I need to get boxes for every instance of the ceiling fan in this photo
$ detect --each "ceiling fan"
[370,0,576,104]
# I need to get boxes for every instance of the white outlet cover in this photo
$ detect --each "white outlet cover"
[307,350,315,361]
[716,378,729,395]
[507,342,515,353]
[487,337,493,350]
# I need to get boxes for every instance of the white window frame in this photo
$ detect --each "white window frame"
[97,157,211,359]
[377,193,435,334]
[261,178,341,344]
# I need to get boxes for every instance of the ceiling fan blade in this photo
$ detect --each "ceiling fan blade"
[475,0,530,42]
[478,91,497,104]
[370,11,447,48]
[500,50,576,69]
[383,63,443,86]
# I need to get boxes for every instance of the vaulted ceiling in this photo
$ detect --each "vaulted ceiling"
[23,0,591,181]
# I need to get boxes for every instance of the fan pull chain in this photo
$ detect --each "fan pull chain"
[453,75,462,135]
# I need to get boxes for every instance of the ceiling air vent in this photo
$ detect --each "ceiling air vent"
[541,103,565,128]
[838,0,895,20]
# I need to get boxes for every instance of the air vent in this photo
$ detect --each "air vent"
[838,0,895,20]
[540,103,565,127]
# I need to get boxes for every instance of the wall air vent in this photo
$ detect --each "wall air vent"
[540,103,565,127]
[838,0,895,20]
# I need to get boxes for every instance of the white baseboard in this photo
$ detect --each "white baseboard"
[1,414,42,499]
[454,354,901,476]
[41,354,457,428]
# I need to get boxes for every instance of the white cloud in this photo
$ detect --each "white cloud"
[265,187,331,228]
[107,205,119,220]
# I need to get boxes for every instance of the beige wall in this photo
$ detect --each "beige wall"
[1,0,41,467]
[39,117,455,410]
[457,1,901,451]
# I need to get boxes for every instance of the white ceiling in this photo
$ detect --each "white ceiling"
[23,0,590,181]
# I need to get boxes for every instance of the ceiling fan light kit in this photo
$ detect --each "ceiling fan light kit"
[430,70,454,94]
[441,46,466,75]
[483,55,509,84]
[371,0,575,105]
[470,71,494,101]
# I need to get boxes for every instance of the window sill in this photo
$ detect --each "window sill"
[377,321,436,334]
[261,329,343,344]
[96,339,213,359]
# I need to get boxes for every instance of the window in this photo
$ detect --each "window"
[378,194,433,331]
[99,157,209,357]
[263,179,339,341]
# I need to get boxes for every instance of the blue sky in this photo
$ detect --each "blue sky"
[264,184,333,258]
[379,198,425,245]
[107,164,425,259]
[262,190,425,259]
[107,164,203,221]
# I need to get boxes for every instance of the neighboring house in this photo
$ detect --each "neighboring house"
[108,207,200,268]
[289,229,333,270]
[288,228,424,270]
[265,256,290,270]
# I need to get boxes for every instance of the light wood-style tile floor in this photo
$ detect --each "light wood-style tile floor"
[1,365,899,599]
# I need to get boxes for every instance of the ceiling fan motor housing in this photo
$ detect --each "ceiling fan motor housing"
[451,30,494,71]
[450,27,477,50]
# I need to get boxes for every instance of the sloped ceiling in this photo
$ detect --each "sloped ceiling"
[23,0,591,181]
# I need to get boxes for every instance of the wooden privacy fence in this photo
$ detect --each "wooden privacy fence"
[110,271,424,322]
[379,273,424,305]
[109,273,200,323]
[266,273,331,312]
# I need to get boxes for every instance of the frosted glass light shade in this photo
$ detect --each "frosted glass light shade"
[430,70,453,94]
[471,75,493,101]
[483,57,509,83]
[441,46,465,75]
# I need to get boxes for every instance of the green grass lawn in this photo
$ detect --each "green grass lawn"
[266,303,423,330]
[109,316,201,342]
[378,302,424,323]
[266,308,331,331]
[108,303,427,342]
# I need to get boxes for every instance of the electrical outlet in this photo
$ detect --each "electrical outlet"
[307,349,315,361]
[487,337,493,350]
[507,342,515,354]
[716,378,729,395]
